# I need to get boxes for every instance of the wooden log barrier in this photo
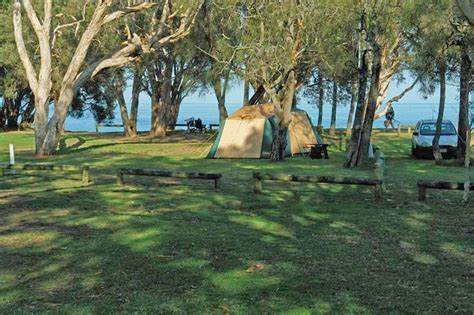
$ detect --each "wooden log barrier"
[253,172,382,199]
[117,168,222,189]
[0,163,90,185]
[417,180,474,201]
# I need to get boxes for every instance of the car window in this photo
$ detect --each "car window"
[420,123,457,135]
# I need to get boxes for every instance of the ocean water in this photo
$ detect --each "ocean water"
[65,101,463,133]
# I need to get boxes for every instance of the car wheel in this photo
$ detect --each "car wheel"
[412,145,420,158]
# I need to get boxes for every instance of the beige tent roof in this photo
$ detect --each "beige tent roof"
[228,103,276,120]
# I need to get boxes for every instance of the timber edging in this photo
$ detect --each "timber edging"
[417,180,474,201]
[253,172,383,200]
[116,168,222,189]
[0,163,90,185]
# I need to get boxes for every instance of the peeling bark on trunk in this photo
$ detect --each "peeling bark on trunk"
[433,62,446,162]
[33,97,50,155]
[357,40,383,166]
[149,60,173,138]
[129,70,141,134]
[115,84,136,138]
[168,96,182,127]
[346,79,357,138]
[345,13,369,168]
[111,70,140,138]
[329,81,338,136]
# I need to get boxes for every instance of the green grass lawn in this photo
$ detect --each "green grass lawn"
[0,131,472,314]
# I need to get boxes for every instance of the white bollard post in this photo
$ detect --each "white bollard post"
[9,144,15,165]
[9,144,15,174]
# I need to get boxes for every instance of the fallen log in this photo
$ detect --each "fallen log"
[117,168,222,189]
[253,172,382,200]
[0,163,90,185]
[417,180,474,201]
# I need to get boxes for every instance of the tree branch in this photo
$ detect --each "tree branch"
[73,35,145,91]
[375,77,419,120]
[21,0,43,35]
[101,2,156,26]
[13,0,38,93]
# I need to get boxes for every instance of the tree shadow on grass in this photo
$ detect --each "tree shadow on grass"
[0,174,472,313]
[0,133,472,313]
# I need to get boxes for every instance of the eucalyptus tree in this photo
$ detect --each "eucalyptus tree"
[452,0,473,203]
[452,0,473,166]
[146,38,204,138]
[403,0,457,162]
[0,1,32,129]
[345,0,415,167]
[215,0,343,160]
[13,0,201,155]
[194,0,242,123]
[108,66,144,137]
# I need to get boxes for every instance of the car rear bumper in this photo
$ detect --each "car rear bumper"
[416,145,457,158]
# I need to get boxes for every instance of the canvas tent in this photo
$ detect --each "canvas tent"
[208,103,321,159]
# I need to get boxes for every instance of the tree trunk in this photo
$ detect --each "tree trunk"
[217,97,228,123]
[463,123,471,204]
[344,13,369,168]
[39,88,77,156]
[243,78,250,106]
[0,100,6,129]
[433,62,446,162]
[457,43,471,164]
[346,79,357,138]
[115,85,136,137]
[129,70,141,134]
[13,0,194,155]
[357,39,383,166]
[266,70,296,161]
[149,60,172,138]
[329,81,338,136]
[150,100,167,138]
[270,125,287,161]
[32,96,51,156]
[317,73,324,133]
[168,97,182,127]
[213,75,229,124]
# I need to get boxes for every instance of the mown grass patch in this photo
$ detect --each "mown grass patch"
[0,131,472,313]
